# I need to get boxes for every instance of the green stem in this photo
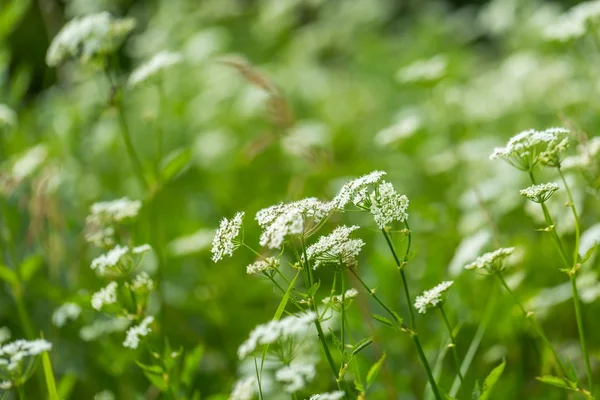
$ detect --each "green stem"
[341,270,346,350]
[381,228,416,329]
[570,273,593,393]
[156,78,166,175]
[349,268,399,323]
[14,288,34,339]
[557,167,580,265]
[17,384,24,400]
[115,98,149,191]
[439,305,464,383]
[496,274,568,377]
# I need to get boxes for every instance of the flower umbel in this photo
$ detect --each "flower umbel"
[465,247,515,274]
[128,51,183,87]
[520,182,560,203]
[331,171,387,209]
[414,281,454,314]
[370,181,409,229]
[211,211,244,262]
[246,257,279,275]
[123,316,154,349]
[91,281,118,311]
[309,392,346,400]
[275,362,317,393]
[0,339,52,386]
[305,226,365,269]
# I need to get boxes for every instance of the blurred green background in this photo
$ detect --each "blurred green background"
[1,0,600,398]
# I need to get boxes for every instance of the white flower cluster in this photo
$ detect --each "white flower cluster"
[211,212,244,262]
[465,247,515,273]
[306,226,365,269]
[85,198,142,247]
[275,362,316,392]
[370,181,409,229]
[90,244,151,276]
[414,281,454,314]
[237,312,317,359]
[10,145,48,182]
[375,114,421,147]
[309,392,346,400]
[130,272,155,292]
[52,302,82,327]
[0,104,16,128]
[91,281,118,311]
[322,288,359,305]
[0,339,52,372]
[544,0,600,42]
[128,51,183,87]
[490,127,569,171]
[246,257,279,275]
[46,12,136,66]
[256,198,331,249]
[229,376,255,400]
[396,55,447,83]
[123,316,154,349]
[331,171,387,209]
[563,136,600,170]
[520,182,560,203]
[79,318,131,342]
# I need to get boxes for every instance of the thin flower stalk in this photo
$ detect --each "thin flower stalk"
[439,305,464,384]
[115,98,149,191]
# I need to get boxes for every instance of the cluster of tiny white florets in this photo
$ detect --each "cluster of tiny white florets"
[52,302,82,327]
[331,171,387,209]
[128,51,183,87]
[309,392,346,400]
[91,281,118,311]
[0,104,16,129]
[520,182,560,203]
[237,312,317,359]
[275,362,316,393]
[465,247,515,273]
[0,339,52,373]
[490,128,570,171]
[129,272,155,293]
[305,226,365,269]
[46,12,136,67]
[544,0,600,42]
[414,281,454,314]
[79,318,131,342]
[246,257,279,275]
[255,198,331,249]
[123,316,154,349]
[211,212,245,262]
[85,198,142,247]
[229,376,255,400]
[322,288,359,305]
[396,55,447,83]
[90,244,151,276]
[370,181,409,229]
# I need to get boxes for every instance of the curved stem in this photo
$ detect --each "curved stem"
[349,268,399,324]
[558,167,580,265]
[439,305,464,383]
[341,271,346,349]
[115,98,149,190]
[570,273,593,393]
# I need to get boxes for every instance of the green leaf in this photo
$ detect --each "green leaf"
[143,370,168,391]
[351,337,373,356]
[0,265,18,286]
[536,376,578,392]
[329,329,344,354]
[182,344,205,387]
[366,353,386,390]
[160,148,192,183]
[307,281,321,298]
[57,373,77,399]
[135,361,164,374]
[371,314,395,328]
[472,381,481,400]
[41,336,59,400]
[354,377,365,394]
[580,242,597,264]
[479,361,506,400]
[19,254,43,283]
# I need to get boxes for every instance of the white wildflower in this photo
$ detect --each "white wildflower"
[128,51,183,87]
[93,390,116,400]
[167,229,214,257]
[0,381,11,390]
[309,392,346,400]
[396,55,447,83]
[211,211,244,262]
[370,181,409,229]
[465,247,515,273]
[89,197,142,223]
[123,316,154,349]
[375,114,421,147]
[256,198,331,249]
[322,288,359,305]
[544,0,600,42]
[275,362,316,393]
[85,226,115,248]
[79,318,131,341]
[305,226,365,269]
[490,127,569,170]
[331,171,387,209]
[11,145,48,181]
[237,312,317,359]
[414,281,454,314]
[52,303,82,327]
[520,182,559,203]
[562,136,600,170]
[130,272,155,292]
[229,376,255,400]
[0,339,52,372]
[91,245,129,275]
[0,104,16,128]
[0,328,10,344]
[246,257,279,275]
[46,12,136,66]
[91,281,118,310]
[132,244,152,254]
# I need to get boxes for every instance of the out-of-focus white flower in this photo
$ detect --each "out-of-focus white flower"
[89,197,142,223]
[370,181,409,229]
[448,230,492,276]
[246,257,279,275]
[79,318,131,341]
[305,226,365,269]
[229,376,256,400]
[374,114,421,147]
[256,198,331,249]
[465,247,515,273]
[10,145,48,182]
[309,392,346,400]
[331,171,387,209]
[580,223,600,260]
[281,121,330,157]
[168,229,214,256]
[275,362,316,392]
[544,0,600,42]
[90,244,151,276]
[52,303,82,327]
[129,272,155,293]
[520,182,559,203]
[211,211,244,262]
[490,127,569,171]
[0,339,52,372]
[238,312,316,359]
[0,104,16,129]
[396,55,447,83]
[91,281,118,310]
[128,51,183,87]
[93,390,116,400]
[563,136,600,170]
[414,281,454,314]
[123,316,154,349]
[0,381,11,390]
[322,288,359,305]
[46,12,136,66]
